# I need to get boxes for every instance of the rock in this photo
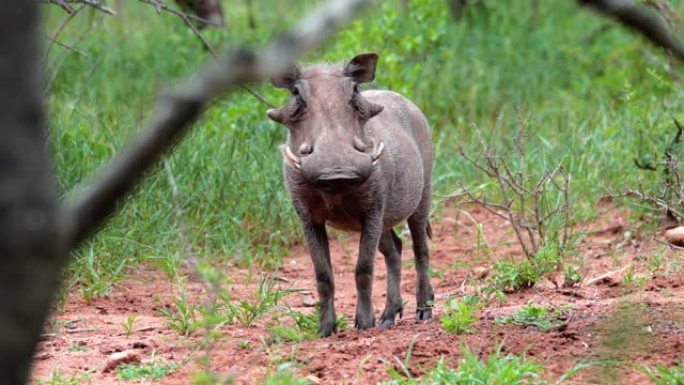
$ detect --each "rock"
[103,350,140,372]
[472,266,489,280]
[300,293,318,307]
[664,226,684,247]
[306,375,322,384]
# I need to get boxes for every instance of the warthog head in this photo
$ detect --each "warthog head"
[267,53,385,194]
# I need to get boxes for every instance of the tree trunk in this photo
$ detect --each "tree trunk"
[0,1,70,384]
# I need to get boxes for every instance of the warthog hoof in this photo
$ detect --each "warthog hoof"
[317,323,338,337]
[416,307,432,321]
[378,319,395,329]
[354,315,376,330]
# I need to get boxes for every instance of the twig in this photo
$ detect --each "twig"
[43,34,87,56]
[65,0,374,246]
[64,0,115,14]
[586,266,627,285]
[37,0,75,12]
[139,0,275,108]
[655,237,684,251]
[579,0,684,61]
[43,4,83,61]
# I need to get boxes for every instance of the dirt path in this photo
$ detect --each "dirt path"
[31,204,684,384]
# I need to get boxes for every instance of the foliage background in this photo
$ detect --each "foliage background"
[43,0,684,297]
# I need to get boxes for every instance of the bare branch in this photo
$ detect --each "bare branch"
[65,0,373,247]
[37,0,75,12]
[64,0,116,14]
[139,0,275,108]
[579,0,684,61]
[43,34,87,56]
[43,5,83,61]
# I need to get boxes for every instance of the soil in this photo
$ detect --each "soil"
[31,202,684,384]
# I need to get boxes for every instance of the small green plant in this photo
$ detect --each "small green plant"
[623,264,649,289]
[121,315,137,336]
[490,260,540,292]
[641,361,684,385]
[269,308,348,342]
[262,363,309,385]
[158,279,201,336]
[563,264,582,287]
[35,369,89,385]
[440,296,480,334]
[497,302,569,332]
[382,344,544,385]
[233,276,293,327]
[67,342,89,352]
[237,339,254,350]
[490,242,563,292]
[116,361,178,381]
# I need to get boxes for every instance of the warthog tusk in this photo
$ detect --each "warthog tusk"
[372,140,385,165]
[281,145,301,169]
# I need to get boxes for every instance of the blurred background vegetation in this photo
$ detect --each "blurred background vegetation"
[42,0,684,300]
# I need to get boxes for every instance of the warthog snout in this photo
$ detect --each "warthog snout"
[313,168,362,192]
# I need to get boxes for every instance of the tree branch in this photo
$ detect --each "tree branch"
[579,0,684,61]
[64,0,373,247]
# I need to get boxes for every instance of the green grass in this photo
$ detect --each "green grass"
[269,308,348,342]
[44,0,684,306]
[641,361,684,385]
[497,302,570,333]
[382,345,545,385]
[116,361,178,381]
[440,295,480,334]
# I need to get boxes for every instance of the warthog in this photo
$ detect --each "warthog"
[267,53,434,337]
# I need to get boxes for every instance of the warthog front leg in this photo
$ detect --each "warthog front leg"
[378,229,403,328]
[354,211,384,330]
[303,223,337,337]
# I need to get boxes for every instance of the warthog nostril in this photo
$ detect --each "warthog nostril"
[299,142,313,155]
[314,173,362,191]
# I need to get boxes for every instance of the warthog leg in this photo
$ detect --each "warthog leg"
[409,198,434,321]
[379,229,403,328]
[354,211,383,329]
[303,223,337,337]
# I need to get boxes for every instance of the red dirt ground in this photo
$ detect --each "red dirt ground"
[31,203,684,384]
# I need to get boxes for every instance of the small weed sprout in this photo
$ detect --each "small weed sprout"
[34,369,90,385]
[237,340,254,350]
[489,242,564,292]
[158,279,201,336]
[121,315,137,337]
[233,275,293,327]
[497,302,569,332]
[562,264,582,287]
[440,296,480,334]
[262,362,309,385]
[67,342,88,352]
[269,308,348,342]
[116,360,178,381]
[382,344,545,385]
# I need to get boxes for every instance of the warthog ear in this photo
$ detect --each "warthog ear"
[270,64,301,91]
[344,53,378,83]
